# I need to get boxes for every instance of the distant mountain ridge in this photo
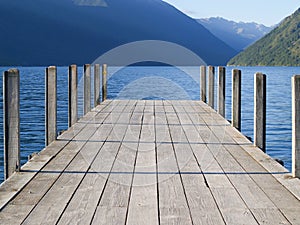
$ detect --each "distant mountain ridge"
[197,17,273,51]
[228,8,300,66]
[0,0,237,66]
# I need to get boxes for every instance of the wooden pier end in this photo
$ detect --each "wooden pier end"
[1,66,300,224]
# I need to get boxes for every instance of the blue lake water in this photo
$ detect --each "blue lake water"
[0,66,299,183]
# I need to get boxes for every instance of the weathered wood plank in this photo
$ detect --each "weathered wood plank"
[127,101,158,225]
[92,206,127,225]
[158,101,193,224]
[182,101,280,224]
[188,101,298,224]
[0,101,116,223]
[93,101,144,225]
[173,102,226,224]
[21,101,130,224]
[57,101,133,225]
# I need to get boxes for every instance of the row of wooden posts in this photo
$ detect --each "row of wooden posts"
[200,66,266,149]
[201,65,298,178]
[2,65,300,180]
[3,64,108,180]
[46,64,107,145]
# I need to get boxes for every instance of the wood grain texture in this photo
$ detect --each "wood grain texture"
[84,64,91,115]
[3,69,20,179]
[292,75,300,178]
[254,73,266,152]
[200,66,207,103]
[232,69,241,131]
[68,65,78,127]
[208,66,215,109]
[45,66,57,145]
[218,66,226,117]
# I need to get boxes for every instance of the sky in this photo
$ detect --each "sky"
[162,0,300,26]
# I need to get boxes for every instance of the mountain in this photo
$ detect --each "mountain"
[228,8,300,66]
[197,17,273,51]
[0,0,237,66]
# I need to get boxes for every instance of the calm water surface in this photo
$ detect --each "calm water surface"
[0,66,298,182]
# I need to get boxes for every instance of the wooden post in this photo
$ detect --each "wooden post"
[232,69,241,131]
[3,69,20,179]
[46,66,57,146]
[218,66,226,117]
[200,66,207,103]
[208,66,215,108]
[68,65,78,127]
[254,73,266,152]
[84,64,91,114]
[102,64,107,102]
[94,64,101,107]
[292,75,300,177]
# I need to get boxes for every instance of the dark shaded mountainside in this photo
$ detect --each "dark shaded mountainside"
[0,0,237,66]
[197,17,272,51]
[228,8,300,66]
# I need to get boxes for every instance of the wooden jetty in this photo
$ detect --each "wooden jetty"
[1,66,300,224]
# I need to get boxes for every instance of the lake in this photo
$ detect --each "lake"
[0,66,299,183]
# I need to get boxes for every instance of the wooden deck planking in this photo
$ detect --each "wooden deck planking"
[57,100,136,225]
[21,101,129,224]
[186,101,297,224]
[155,100,192,224]
[0,100,299,225]
[126,100,158,225]
[174,101,293,224]
[92,100,144,225]
[170,102,226,224]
